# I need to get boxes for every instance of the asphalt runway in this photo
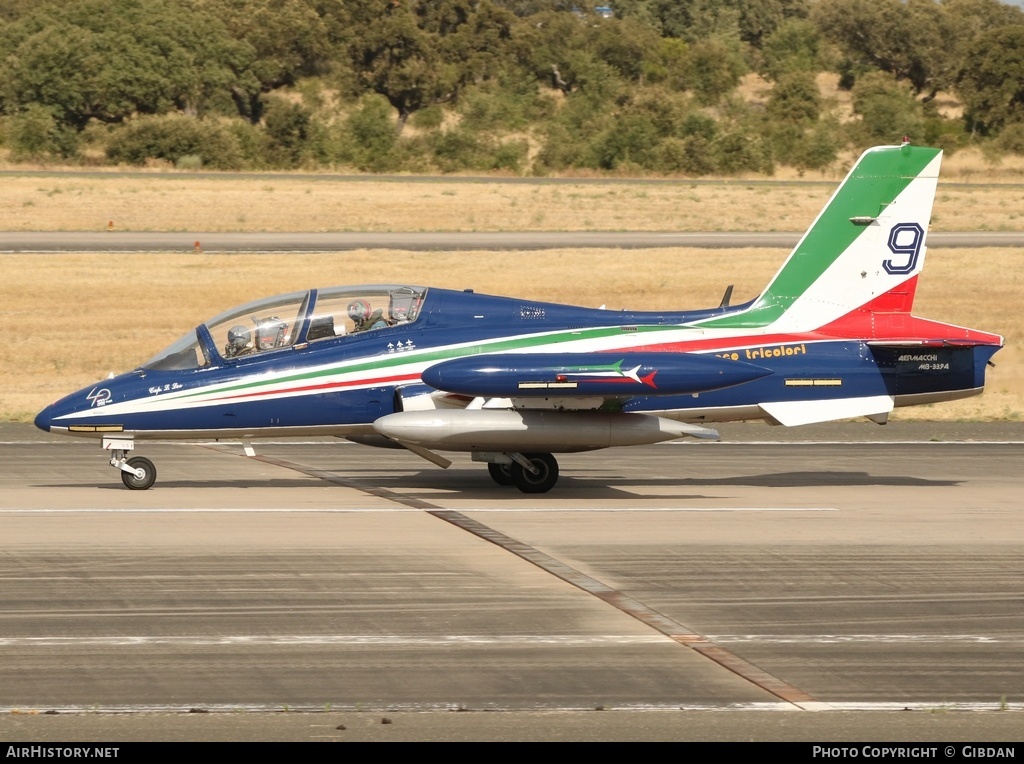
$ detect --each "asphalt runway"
[2,421,1023,742]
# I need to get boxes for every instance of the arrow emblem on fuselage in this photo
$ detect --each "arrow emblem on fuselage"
[554,361,658,388]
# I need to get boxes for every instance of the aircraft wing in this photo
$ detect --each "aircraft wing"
[372,352,768,453]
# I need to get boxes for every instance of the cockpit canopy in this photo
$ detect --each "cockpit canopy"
[141,285,426,371]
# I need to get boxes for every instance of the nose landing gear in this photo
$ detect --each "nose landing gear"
[104,436,157,490]
[119,456,157,490]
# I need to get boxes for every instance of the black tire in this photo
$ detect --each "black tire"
[510,453,559,494]
[121,456,157,490]
[487,462,515,486]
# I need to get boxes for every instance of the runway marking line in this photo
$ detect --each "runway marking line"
[3,700,1021,714]
[0,507,837,513]
[4,634,1016,647]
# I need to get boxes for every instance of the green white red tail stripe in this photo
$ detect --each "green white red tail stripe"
[695,145,942,333]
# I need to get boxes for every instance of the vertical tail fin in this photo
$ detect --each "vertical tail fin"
[698,144,942,332]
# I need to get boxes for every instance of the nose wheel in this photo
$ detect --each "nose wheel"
[120,456,157,490]
[105,438,157,490]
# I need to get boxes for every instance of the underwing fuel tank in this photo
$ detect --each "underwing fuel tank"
[420,352,771,398]
[372,409,718,452]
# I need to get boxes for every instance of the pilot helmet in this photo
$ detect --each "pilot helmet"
[226,325,251,355]
[348,299,371,321]
[255,316,287,350]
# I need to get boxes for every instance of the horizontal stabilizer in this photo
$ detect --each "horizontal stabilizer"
[865,339,999,348]
[760,395,894,427]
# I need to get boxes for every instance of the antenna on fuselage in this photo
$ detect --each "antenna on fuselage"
[718,284,734,308]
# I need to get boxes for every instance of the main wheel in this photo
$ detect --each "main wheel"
[487,462,515,486]
[510,452,558,494]
[121,456,157,490]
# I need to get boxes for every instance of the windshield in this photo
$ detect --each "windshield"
[140,329,210,371]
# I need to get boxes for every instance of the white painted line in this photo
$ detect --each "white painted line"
[0,507,838,513]
[709,634,1023,644]
[2,701,1021,713]
[457,507,838,512]
[7,633,1011,647]
[0,634,668,647]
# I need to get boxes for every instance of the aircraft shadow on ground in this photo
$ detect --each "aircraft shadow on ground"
[674,471,960,488]
[40,468,960,494]
[358,467,960,490]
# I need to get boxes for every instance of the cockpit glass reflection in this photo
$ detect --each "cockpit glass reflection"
[138,286,427,371]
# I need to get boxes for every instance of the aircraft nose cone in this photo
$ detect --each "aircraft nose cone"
[34,405,53,432]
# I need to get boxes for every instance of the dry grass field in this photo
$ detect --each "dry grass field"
[2,162,1024,234]
[2,147,1021,424]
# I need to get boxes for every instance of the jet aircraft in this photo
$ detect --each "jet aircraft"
[35,143,1004,492]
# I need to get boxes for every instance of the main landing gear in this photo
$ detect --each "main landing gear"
[487,452,559,494]
[104,436,157,490]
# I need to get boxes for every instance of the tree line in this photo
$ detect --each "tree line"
[2,0,1023,175]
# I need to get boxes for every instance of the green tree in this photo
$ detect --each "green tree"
[105,113,246,168]
[263,96,313,167]
[193,0,341,123]
[490,0,576,15]
[339,94,401,171]
[457,70,551,132]
[712,130,771,173]
[617,0,807,46]
[342,0,515,133]
[761,18,821,81]
[812,0,954,99]
[633,0,742,42]
[851,71,924,143]
[590,17,663,83]
[734,0,809,48]
[0,1,251,131]
[3,104,78,158]
[766,71,820,124]
[514,10,605,94]
[686,38,746,106]
[956,25,1024,135]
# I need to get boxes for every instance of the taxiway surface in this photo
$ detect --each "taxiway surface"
[2,422,1022,741]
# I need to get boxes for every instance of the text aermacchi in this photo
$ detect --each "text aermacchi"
[34,143,1003,493]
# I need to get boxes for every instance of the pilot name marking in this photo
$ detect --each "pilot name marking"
[148,383,184,395]
[715,343,808,362]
